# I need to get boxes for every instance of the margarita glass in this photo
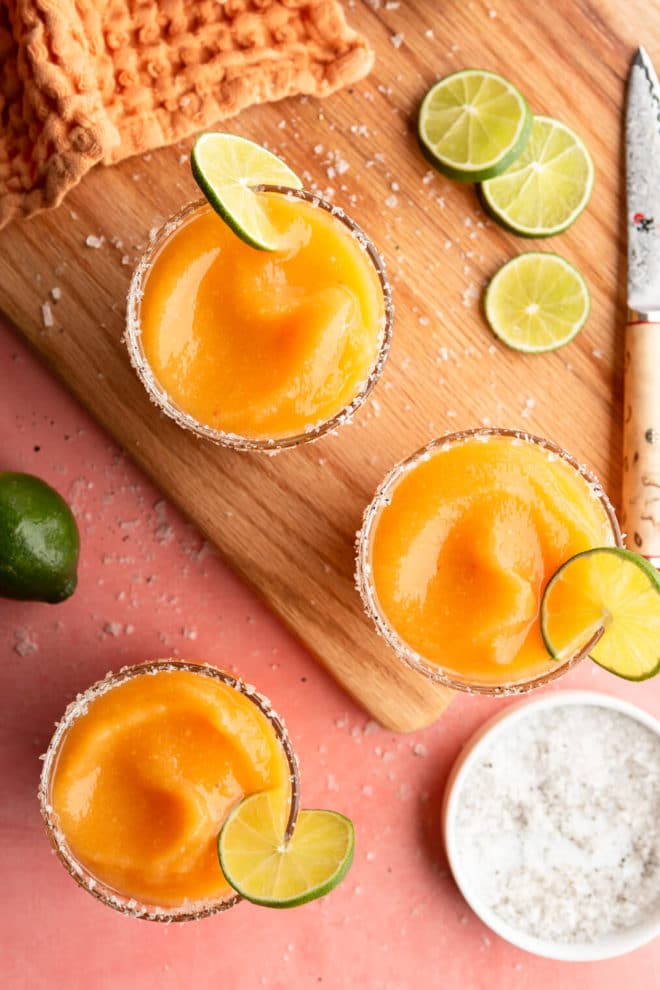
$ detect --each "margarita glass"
[39,660,299,921]
[126,188,392,452]
[356,429,622,695]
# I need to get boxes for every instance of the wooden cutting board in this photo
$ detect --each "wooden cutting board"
[0,0,654,731]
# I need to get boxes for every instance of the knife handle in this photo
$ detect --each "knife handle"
[622,314,660,564]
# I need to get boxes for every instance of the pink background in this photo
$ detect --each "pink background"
[1,320,659,989]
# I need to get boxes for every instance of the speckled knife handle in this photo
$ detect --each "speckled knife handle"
[622,313,660,565]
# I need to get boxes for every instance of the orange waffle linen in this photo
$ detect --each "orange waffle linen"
[0,0,373,228]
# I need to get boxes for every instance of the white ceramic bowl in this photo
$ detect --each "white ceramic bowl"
[443,691,660,961]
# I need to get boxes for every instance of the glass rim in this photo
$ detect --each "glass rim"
[125,187,393,452]
[38,659,301,922]
[355,427,623,697]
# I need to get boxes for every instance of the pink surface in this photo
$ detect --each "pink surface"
[1,319,659,990]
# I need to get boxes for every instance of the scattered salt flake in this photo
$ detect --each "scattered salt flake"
[326,773,339,792]
[182,627,197,640]
[335,715,348,729]
[155,524,174,545]
[103,622,123,637]
[592,348,605,359]
[14,627,37,657]
[85,234,104,249]
[50,287,61,301]
[362,785,374,797]
[462,284,479,307]
[384,194,398,208]
[425,28,434,38]
[390,32,404,48]
[412,743,428,757]
[41,302,54,328]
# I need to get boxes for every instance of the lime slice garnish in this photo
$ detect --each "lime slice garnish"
[481,115,594,236]
[484,251,590,352]
[218,791,354,908]
[191,133,303,251]
[541,547,660,681]
[418,69,532,182]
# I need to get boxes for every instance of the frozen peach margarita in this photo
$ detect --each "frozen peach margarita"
[127,190,390,449]
[40,661,298,918]
[358,430,621,692]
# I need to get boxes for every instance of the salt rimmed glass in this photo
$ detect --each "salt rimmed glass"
[39,659,300,922]
[356,428,623,696]
[125,188,393,452]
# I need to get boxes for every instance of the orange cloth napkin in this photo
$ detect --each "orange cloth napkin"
[0,0,373,229]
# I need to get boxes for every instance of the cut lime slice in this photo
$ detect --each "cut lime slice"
[484,252,590,352]
[191,133,303,251]
[541,547,660,681]
[218,791,354,908]
[418,69,532,182]
[481,115,594,236]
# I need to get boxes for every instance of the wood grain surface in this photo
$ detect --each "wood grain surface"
[0,0,656,730]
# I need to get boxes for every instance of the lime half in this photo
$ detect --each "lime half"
[481,115,594,236]
[191,133,302,251]
[218,791,354,908]
[418,69,532,182]
[484,252,590,352]
[541,547,660,681]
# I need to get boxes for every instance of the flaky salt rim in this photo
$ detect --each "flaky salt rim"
[125,188,393,453]
[38,659,300,922]
[355,427,623,697]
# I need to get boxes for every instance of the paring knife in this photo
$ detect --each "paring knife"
[623,47,660,567]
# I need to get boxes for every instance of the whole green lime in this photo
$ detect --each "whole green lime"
[0,472,80,603]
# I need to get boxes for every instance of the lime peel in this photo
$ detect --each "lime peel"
[191,132,302,251]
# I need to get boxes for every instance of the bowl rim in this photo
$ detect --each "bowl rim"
[442,689,660,961]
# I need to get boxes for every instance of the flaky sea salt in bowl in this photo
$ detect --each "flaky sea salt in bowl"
[443,692,660,961]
